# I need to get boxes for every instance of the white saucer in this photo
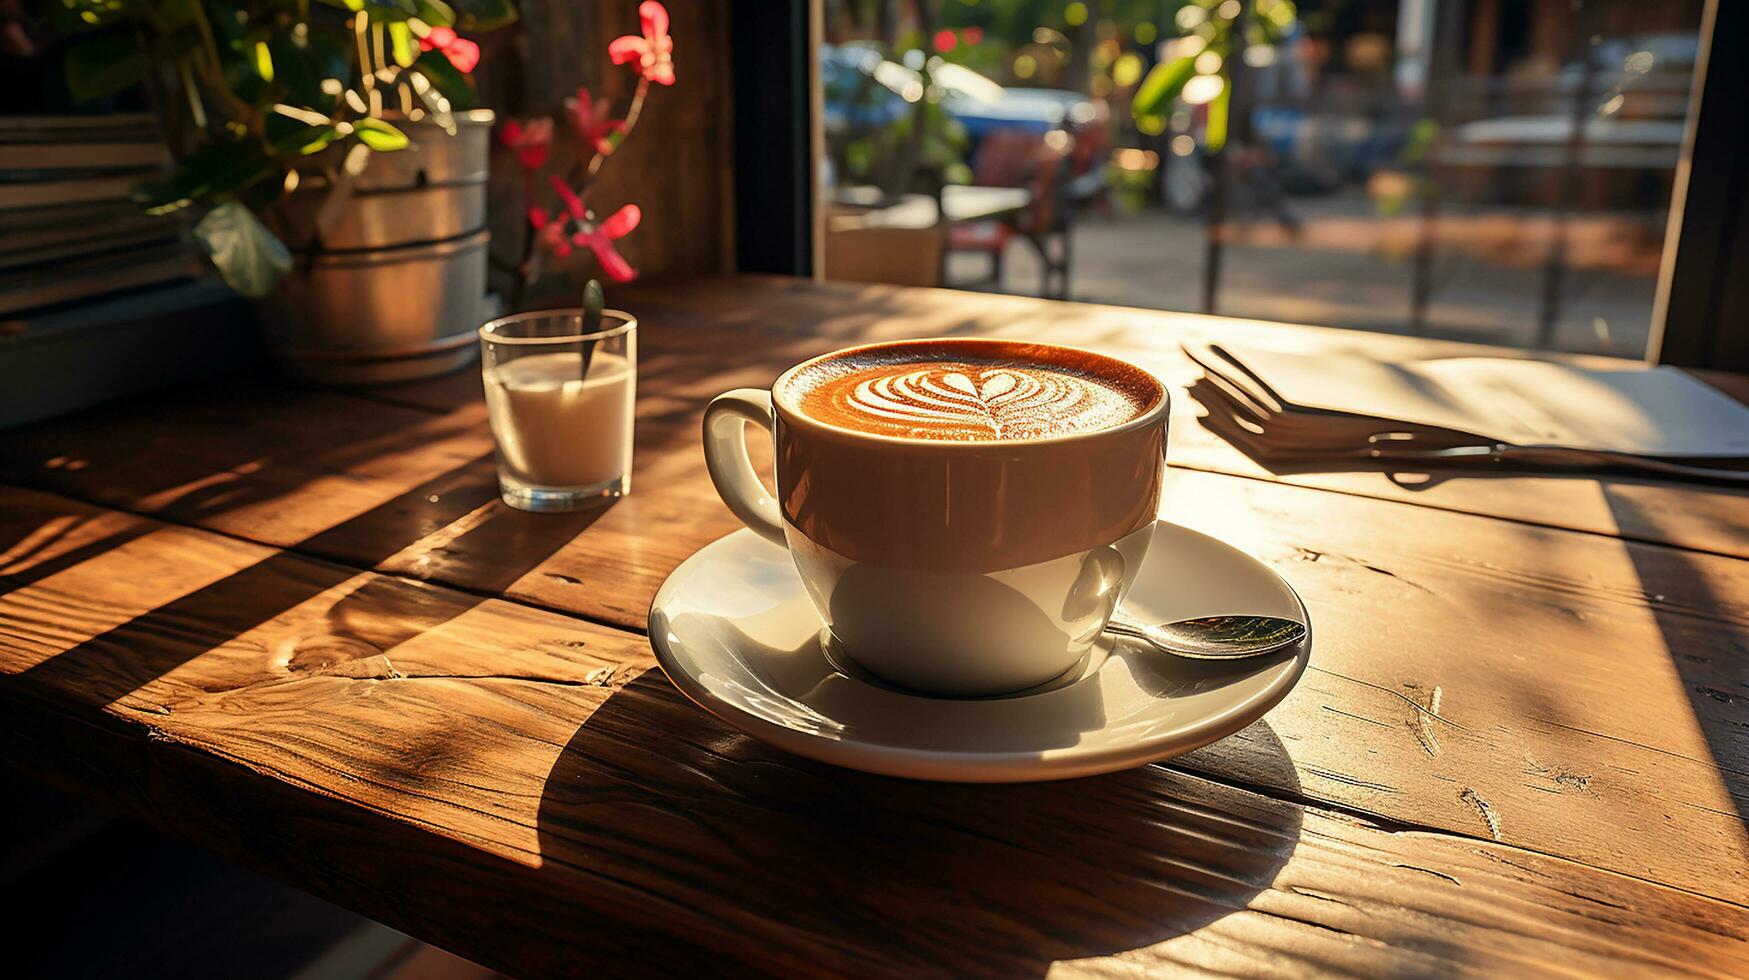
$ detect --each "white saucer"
[648,521,1311,782]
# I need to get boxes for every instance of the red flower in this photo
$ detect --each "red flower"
[498,118,553,172]
[527,206,572,257]
[530,174,642,281]
[419,26,480,74]
[608,1,675,86]
[549,174,588,223]
[564,87,625,157]
[574,203,641,282]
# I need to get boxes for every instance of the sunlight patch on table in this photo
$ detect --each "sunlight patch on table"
[136,578,652,868]
[135,404,495,545]
[0,525,268,673]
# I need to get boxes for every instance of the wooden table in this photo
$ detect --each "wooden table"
[825,186,1038,292]
[828,185,1034,228]
[2,275,1747,976]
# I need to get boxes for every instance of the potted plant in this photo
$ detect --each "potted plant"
[51,0,517,383]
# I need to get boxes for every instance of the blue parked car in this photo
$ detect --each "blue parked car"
[822,44,1094,154]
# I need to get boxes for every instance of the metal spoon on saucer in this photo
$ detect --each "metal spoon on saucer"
[1104,612,1306,660]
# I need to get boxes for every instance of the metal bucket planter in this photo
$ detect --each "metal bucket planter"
[260,110,494,385]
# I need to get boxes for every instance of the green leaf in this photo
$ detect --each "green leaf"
[414,0,457,26]
[296,128,340,154]
[318,0,419,21]
[351,117,410,151]
[450,0,517,31]
[64,32,149,103]
[411,50,476,109]
[1131,56,1195,118]
[1205,79,1230,153]
[266,113,340,155]
[387,22,418,68]
[271,31,349,107]
[41,0,124,33]
[133,180,192,215]
[134,139,275,214]
[373,0,420,21]
[209,16,272,103]
[193,201,292,298]
[582,279,604,333]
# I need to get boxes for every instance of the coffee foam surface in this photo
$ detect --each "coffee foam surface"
[788,345,1156,441]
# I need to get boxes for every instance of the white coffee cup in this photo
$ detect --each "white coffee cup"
[703,338,1169,696]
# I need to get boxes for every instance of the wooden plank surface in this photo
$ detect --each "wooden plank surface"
[2,275,1748,971]
[2,486,1746,977]
[2,278,1748,903]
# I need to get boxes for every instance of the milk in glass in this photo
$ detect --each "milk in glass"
[484,350,634,493]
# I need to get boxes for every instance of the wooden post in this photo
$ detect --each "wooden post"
[1650,0,1749,368]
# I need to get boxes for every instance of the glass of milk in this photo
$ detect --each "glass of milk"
[478,309,637,512]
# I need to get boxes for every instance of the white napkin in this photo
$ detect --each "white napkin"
[1190,342,1749,460]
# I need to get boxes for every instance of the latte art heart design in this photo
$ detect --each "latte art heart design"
[792,349,1154,441]
[847,367,1105,437]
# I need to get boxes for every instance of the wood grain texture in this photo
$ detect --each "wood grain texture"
[2,278,1748,903]
[308,460,1749,902]
[2,487,1746,977]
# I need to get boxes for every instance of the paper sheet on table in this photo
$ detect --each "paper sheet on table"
[1205,344,1749,459]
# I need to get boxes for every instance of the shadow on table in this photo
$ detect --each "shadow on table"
[536,670,1302,975]
[0,370,486,525]
[3,453,616,707]
[1605,492,1749,834]
[1188,384,1749,835]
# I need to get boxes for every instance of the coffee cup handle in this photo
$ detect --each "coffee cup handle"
[702,388,787,548]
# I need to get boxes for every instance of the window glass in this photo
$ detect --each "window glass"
[819,0,1705,358]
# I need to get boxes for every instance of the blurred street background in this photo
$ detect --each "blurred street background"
[823,0,1701,358]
